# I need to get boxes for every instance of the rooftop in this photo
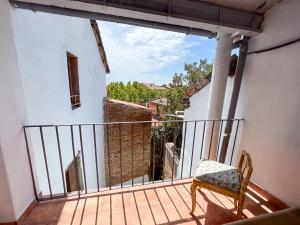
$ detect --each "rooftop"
[150,98,168,106]
[104,98,151,111]
[90,20,110,74]
[186,79,211,98]
[143,83,168,91]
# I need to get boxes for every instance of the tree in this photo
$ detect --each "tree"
[166,59,212,113]
[106,59,212,114]
[166,77,187,113]
[184,59,212,87]
[107,81,166,104]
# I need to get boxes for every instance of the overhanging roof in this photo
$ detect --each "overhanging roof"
[201,0,280,14]
[90,19,110,73]
[11,0,279,37]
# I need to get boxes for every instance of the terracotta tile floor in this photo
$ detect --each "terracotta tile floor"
[21,180,287,225]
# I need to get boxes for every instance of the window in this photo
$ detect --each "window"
[67,52,80,109]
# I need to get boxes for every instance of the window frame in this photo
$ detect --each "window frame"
[66,52,81,110]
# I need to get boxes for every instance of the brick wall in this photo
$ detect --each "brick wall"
[103,98,152,186]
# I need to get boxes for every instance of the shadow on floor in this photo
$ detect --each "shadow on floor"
[21,182,287,225]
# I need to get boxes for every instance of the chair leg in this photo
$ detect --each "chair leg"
[234,199,238,209]
[190,181,197,214]
[237,196,245,220]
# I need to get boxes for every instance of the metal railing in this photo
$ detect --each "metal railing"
[23,119,244,201]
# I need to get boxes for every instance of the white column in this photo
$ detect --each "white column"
[202,32,233,160]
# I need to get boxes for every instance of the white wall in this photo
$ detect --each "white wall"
[11,8,107,197]
[0,1,34,222]
[178,78,245,178]
[238,0,300,207]
[0,4,107,221]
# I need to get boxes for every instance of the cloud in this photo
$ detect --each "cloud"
[98,21,205,84]
[124,27,186,64]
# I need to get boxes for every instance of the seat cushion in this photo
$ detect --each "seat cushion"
[195,159,240,193]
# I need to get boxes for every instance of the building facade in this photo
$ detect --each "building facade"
[0,3,109,220]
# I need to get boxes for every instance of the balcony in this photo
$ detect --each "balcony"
[20,119,287,224]
[20,180,287,225]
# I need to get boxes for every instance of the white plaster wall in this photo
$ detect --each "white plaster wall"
[0,147,15,221]
[184,84,211,121]
[11,9,107,197]
[0,1,34,222]
[178,77,245,178]
[238,0,300,207]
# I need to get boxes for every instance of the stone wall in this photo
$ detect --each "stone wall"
[103,98,152,186]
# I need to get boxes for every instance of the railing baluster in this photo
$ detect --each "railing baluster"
[208,121,215,159]
[106,124,111,190]
[23,127,38,201]
[131,123,134,187]
[93,125,100,192]
[189,121,197,178]
[199,121,206,160]
[79,125,87,194]
[23,119,244,196]
[216,120,224,161]
[39,126,52,199]
[171,121,178,184]
[159,124,163,181]
[55,126,67,197]
[161,122,168,182]
[180,121,187,179]
[70,125,80,197]
[230,120,240,165]
[142,123,145,185]
[119,123,123,188]
[152,122,156,183]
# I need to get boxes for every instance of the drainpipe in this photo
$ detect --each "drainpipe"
[219,38,248,163]
[202,33,233,160]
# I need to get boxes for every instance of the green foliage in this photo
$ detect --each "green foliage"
[151,122,182,180]
[106,59,212,114]
[166,59,212,113]
[107,81,165,104]
[184,59,213,87]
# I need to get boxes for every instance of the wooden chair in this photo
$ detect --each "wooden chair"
[190,150,253,219]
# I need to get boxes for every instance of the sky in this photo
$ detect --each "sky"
[98,21,216,85]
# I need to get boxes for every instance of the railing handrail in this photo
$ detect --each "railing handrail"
[23,118,244,201]
[23,118,245,128]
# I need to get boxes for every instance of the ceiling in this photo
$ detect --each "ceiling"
[11,0,282,36]
[201,0,281,13]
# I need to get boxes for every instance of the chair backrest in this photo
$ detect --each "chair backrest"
[237,150,253,193]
